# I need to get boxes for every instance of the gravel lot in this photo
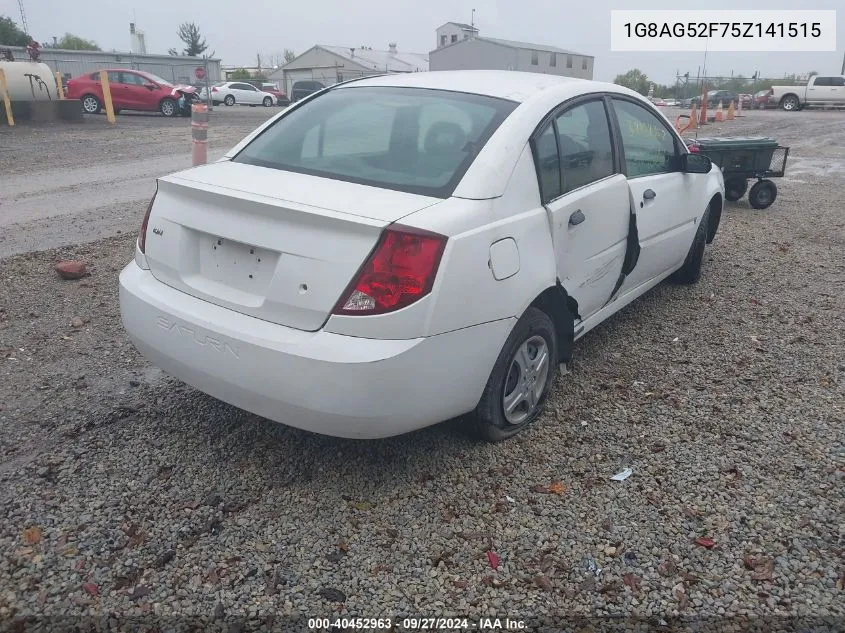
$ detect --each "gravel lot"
[0,108,843,629]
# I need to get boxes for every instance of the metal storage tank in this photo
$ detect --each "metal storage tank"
[0,61,58,100]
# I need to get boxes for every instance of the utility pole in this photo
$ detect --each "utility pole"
[471,9,476,31]
[17,0,29,35]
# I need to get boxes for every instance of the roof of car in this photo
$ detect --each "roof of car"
[337,70,626,103]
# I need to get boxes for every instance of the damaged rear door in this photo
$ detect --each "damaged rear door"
[532,96,631,320]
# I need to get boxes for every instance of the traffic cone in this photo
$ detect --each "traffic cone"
[715,101,724,122]
[727,101,736,120]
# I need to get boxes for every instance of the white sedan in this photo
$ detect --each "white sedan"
[200,81,276,107]
[120,70,724,441]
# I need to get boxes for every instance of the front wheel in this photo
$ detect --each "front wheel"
[224,95,235,106]
[473,308,558,442]
[671,206,710,285]
[724,177,748,202]
[159,98,177,117]
[781,95,800,111]
[748,180,777,209]
[263,96,273,107]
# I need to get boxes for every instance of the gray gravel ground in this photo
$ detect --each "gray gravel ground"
[0,108,843,629]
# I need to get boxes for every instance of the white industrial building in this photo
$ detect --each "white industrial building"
[430,22,594,80]
[268,44,428,95]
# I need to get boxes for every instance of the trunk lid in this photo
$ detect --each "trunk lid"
[143,161,441,331]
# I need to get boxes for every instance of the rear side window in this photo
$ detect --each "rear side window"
[533,125,561,202]
[235,86,517,198]
[612,99,677,178]
[833,77,845,87]
[554,100,614,193]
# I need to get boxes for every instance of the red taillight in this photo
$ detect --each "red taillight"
[333,226,447,316]
[138,190,157,253]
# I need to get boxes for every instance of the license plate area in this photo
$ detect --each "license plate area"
[198,235,277,296]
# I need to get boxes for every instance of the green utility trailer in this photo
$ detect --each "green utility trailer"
[684,137,789,209]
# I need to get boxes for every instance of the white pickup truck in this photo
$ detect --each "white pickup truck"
[771,75,845,111]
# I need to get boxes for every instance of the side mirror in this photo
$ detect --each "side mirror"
[681,152,712,174]
[144,83,157,90]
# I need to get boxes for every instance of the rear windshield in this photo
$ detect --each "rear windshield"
[234,86,518,197]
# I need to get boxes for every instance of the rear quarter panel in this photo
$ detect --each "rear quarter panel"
[324,144,556,340]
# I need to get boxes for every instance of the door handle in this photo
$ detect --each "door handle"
[569,209,585,226]
[643,189,657,201]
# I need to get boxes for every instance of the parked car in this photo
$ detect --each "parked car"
[119,70,724,441]
[261,83,290,105]
[692,90,739,108]
[650,97,667,106]
[738,94,753,109]
[771,75,845,111]
[199,82,276,107]
[752,89,775,109]
[66,69,190,117]
[290,80,325,102]
[663,98,678,107]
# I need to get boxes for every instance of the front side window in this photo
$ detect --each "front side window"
[122,72,145,86]
[831,77,845,87]
[554,100,614,194]
[235,86,517,198]
[812,77,831,86]
[612,99,677,177]
[107,71,121,83]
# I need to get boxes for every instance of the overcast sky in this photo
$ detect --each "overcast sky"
[2,0,841,83]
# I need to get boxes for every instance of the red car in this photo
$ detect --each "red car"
[67,69,186,117]
[260,84,290,106]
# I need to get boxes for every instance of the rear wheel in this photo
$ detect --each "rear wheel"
[224,95,235,106]
[781,95,800,111]
[724,177,748,202]
[748,180,777,209]
[473,308,558,442]
[159,98,177,117]
[263,96,273,107]
[81,95,101,114]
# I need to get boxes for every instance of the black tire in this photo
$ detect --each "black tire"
[224,95,235,106]
[748,180,777,209]
[159,98,177,117]
[473,307,558,442]
[81,94,101,114]
[671,206,710,285]
[263,96,273,107]
[780,95,800,111]
[724,177,748,202]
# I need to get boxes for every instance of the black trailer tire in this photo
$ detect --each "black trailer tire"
[748,180,777,209]
[724,177,748,202]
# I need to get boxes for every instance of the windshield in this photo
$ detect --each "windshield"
[143,72,173,87]
[234,86,517,198]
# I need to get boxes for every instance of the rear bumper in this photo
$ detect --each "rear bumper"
[119,263,514,438]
